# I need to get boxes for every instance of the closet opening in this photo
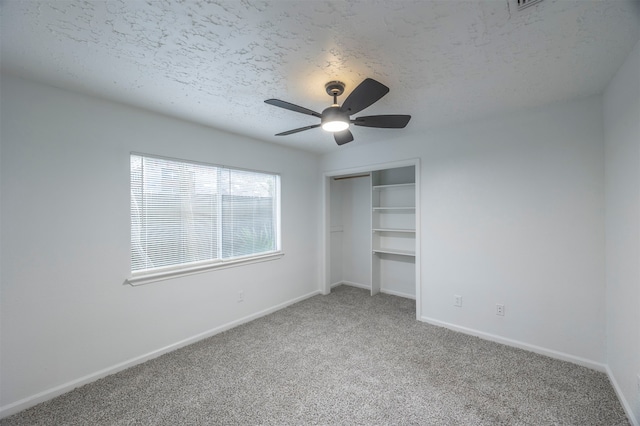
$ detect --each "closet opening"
[322,159,421,320]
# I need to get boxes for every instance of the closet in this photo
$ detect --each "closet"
[328,164,417,301]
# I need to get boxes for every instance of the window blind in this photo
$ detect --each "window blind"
[131,154,280,274]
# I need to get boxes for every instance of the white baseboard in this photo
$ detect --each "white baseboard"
[335,281,371,290]
[420,316,606,372]
[380,288,416,300]
[333,282,416,300]
[606,365,639,426]
[0,289,321,419]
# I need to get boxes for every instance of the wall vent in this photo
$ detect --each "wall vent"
[517,0,543,11]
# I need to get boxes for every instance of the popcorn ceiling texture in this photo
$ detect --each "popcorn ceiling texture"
[1,0,639,153]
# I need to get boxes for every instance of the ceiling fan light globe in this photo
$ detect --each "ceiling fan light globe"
[321,106,350,133]
[321,120,349,132]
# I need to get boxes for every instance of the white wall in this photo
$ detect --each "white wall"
[0,74,321,414]
[604,39,640,424]
[322,95,606,366]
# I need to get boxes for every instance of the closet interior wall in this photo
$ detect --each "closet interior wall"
[329,175,371,289]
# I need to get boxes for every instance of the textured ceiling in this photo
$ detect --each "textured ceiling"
[2,0,639,154]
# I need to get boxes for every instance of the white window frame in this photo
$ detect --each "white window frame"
[127,153,283,286]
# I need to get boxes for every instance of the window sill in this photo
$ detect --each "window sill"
[126,251,284,286]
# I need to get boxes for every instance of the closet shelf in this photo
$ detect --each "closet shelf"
[373,206,415,211]
[372,248,416,257]
[372,228,416,233]
[373,183,415,190]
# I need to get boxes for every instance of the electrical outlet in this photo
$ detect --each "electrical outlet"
[238,291,244,303]
[496,304,505,316]
[454,295,462,307]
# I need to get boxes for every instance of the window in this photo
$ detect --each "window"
[129,154,281,282]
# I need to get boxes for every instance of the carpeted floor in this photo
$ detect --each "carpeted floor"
[1,285,629,425]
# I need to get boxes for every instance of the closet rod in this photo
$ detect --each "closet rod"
[333,173,370,181]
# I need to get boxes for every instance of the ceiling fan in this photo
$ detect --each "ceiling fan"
[265,78,411,146]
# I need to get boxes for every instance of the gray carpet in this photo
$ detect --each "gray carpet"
[1,285,629,425]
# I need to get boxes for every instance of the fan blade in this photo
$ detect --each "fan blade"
[275,124,321,136]
[352,115,411,128]
[265,99,322,118]
[340,78,389,115]
[334,129,354,145]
